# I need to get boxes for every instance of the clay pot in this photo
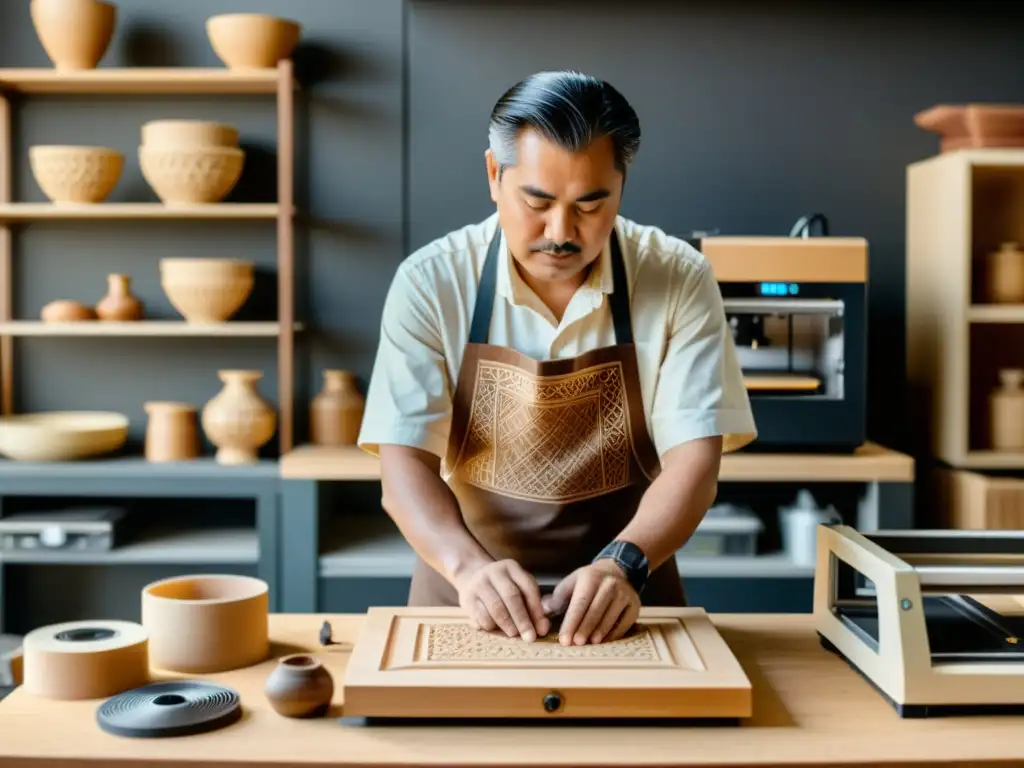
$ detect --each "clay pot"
[139,146,244,205]
[991,369,1024,451]
[144,402,200,462]
[310,370,364,446]
[95,274,143,321]
[987,242,1024,304]
[264,654,333,718]
[141,574,270,674]
[30,0,116,70]
[206,14,301,70]
[201,370,276,465]
[159,258,254,323]
[29,145,123,203]
[41,299,95,322]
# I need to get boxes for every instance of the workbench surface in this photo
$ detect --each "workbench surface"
[1,612,1021,768]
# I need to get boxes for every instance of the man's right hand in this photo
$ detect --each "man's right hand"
[455,559,550,642]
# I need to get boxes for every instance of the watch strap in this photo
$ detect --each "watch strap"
[594,540,649,594]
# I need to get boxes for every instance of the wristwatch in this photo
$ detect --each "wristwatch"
[594,540,649,594]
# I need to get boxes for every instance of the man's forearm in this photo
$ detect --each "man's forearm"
[378,444,493,585]
[614,436,723,571]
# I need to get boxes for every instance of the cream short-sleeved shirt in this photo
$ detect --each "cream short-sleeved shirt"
[357,212,757,463]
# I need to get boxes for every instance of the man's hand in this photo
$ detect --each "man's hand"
[543,560,640,646]
[455,559,550,642]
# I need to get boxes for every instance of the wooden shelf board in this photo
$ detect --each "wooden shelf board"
[318,514,811,580]
[281,441,914,483]
[0,456,278,480]
[0,321,303,337]
[0,526,257,565]
[968,304,1024,323]
[955,451,1024,470]
[0,67,286,95]
[0,203,281,221]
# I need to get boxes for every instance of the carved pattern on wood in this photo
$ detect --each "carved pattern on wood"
[424,623,659,662]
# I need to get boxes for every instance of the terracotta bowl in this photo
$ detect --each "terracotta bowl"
[915,103,1024,153]
[206,13,301,69]
[159,258,255,323]
[29,145,124,203]
[139,146,244,204]
[30,0,116,70]
[141,120,240,149]
[141,574,270,674]
[0,411,128,461]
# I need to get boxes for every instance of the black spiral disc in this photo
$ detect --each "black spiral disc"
[96,681,242,738]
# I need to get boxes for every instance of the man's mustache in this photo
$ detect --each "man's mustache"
[530,240,581,255]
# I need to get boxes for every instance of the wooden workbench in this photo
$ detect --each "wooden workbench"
[1,611,1020,768]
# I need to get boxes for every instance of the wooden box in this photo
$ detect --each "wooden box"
[341,607,752,720]
[935,467,1024,529]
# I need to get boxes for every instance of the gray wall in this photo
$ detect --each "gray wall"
[2,0,1024,453]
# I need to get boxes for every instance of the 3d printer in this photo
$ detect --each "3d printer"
[687,214,868,453]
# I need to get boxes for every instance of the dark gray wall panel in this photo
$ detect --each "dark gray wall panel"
[406,0,1024,450]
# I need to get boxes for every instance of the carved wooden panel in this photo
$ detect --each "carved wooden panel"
[342,607,752,719]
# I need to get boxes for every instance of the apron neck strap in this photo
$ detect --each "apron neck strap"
[469,225,633,346]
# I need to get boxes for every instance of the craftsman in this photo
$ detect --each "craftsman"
[358,70,756,647]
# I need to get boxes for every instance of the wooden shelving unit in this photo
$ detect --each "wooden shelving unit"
[907,148,1024,469]
[0,61,298,454]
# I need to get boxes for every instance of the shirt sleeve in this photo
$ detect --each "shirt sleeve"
[357,262,452,459]
[650,259,757,456]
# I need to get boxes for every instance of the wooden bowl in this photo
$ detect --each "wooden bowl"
[159,258,255,322]
[141,120,240,149]
[0,411,128,461]
[30,0,116,70]
[205,13,301,69]
[29,145,123,203]
[139,146,244,204]
[915,103,1024,153]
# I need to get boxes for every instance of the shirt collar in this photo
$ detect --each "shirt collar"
[494,219,617,304]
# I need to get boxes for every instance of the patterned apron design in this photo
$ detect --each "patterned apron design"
[408,226,686,608]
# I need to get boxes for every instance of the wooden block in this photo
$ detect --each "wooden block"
[341,607,752,720]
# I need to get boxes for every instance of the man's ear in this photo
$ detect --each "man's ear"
[484,148,500,204]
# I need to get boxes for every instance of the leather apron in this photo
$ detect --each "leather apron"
[407,226,686,608]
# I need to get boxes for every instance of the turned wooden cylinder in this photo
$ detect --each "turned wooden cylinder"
[144,401,200,462]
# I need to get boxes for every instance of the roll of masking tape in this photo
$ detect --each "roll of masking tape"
[22,620,149,700]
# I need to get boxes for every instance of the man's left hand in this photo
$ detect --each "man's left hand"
[543,560,640,646]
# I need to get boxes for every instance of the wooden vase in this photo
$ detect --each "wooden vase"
[987,242,1024,304]
[143,402,199,462]
[201,370,276,465]
[264,654,333,718]
[310,370,364,446]
[95,273,143,321]
[991,368,1024,451]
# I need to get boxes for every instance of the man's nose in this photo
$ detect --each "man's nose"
[545,209,576,245]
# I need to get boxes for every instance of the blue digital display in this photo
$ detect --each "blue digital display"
[758,282,799,296]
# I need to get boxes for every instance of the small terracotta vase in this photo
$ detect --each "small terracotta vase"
[991,369,1024,451]
[201,370,276,465]
[264,654,333,718]
[310,370,364,446]
[95,273,143,321]
[144,402,200,462]
[988,242,1024,304]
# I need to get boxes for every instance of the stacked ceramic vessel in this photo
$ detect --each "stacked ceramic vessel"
[138,120,245,205]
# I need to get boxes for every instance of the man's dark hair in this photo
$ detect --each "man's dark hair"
[488,70,641,178]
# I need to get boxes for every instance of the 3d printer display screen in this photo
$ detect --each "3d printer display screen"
[758,282,800,296]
